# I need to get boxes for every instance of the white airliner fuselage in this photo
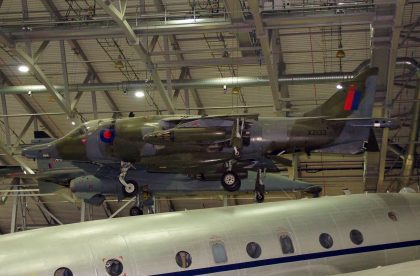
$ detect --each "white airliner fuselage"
[1,193,420,275]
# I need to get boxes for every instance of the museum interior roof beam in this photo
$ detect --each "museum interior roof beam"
[95,0,175,114]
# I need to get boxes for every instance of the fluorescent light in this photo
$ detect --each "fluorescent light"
[135,91,145,98]
[336,83,343,90]
[18,65,29,73]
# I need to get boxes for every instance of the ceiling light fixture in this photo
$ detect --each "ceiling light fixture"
[135,91,145,98]
[336,84,343,90]
[18,65,29,73]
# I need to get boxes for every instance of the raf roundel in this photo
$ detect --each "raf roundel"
[100,129,115,143]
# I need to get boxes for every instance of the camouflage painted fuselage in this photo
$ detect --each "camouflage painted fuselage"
[23,67,395,174]
[25,115,349,172]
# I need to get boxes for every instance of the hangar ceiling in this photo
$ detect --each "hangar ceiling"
[0,0,419,234]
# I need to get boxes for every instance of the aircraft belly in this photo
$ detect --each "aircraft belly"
[86,130,104,161]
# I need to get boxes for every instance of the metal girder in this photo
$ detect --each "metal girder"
[148,35,159,53]
[9,13,375,42]
[30,194,63,225]
[39,0,121,114]
[224,0,255,57]
[0,69,59,137]
[401,78,420,186]
[151,0,205,114]
[399,16,420,46]
[91,91,98,119]
[15,94,60,137]
[96,0,175,114]
[108,197,136,218]
[59,40,71,112]
[0,34,71,117]
[102,201,113,217]
[70,72,91,112]
[173,67,188,100]
[0,93,11,146]
[376,0,406,192]
[0,141,34,174]
[14,116,34,147]
[10,185,18,233]
[248,0,282,114]
[33,40,50,64]
[69,41,120,112]
[163,36,173,99]
[15,47,71,116]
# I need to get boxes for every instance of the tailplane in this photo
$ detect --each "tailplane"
[304,67,378,118]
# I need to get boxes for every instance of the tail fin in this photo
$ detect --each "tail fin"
[304,67,379,118]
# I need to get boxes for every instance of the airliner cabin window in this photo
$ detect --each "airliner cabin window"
[350,229,364,245]
[246,242,262,259]
[279,234,295,254]
[175,251,192,268]
[211,241,228,263]
[319,233,334,249]
[54,267,73,276]
[105,259,123,276]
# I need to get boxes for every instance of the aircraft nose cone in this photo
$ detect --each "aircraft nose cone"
[22,143,58,159]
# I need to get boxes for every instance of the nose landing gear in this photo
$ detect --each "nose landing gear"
[119,161,138,196]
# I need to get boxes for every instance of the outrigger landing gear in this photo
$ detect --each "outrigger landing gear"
[221,160,241,192]
[129,186,155,216]
[129,194,143,216]
[119,161,138,196]
[255,169,266,203]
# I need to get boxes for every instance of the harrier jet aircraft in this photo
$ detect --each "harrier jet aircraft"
[0,193,419,275]
[22,67,398,201]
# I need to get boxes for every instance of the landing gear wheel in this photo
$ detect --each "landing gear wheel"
[255,191,265,203]
[221,171,241,192]
[129,206,143,216]
[254,168,266,203]
[123,180,139,197]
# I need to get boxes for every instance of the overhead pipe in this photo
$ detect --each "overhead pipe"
[0,57,418,95]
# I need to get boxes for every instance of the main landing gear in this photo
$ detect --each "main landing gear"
[119,161,138,196]
[221,161,241,192]
[129,186,155,216]
[254,169,266,203]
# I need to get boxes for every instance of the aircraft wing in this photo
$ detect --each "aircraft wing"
[326,117,400,129]
[0,166,85,186]
[334,259,420,276]
[161,113,259,123]
[0,165,23,178]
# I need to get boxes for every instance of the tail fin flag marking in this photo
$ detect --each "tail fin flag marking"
[352,89,362,110]
[344,85,362,111]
